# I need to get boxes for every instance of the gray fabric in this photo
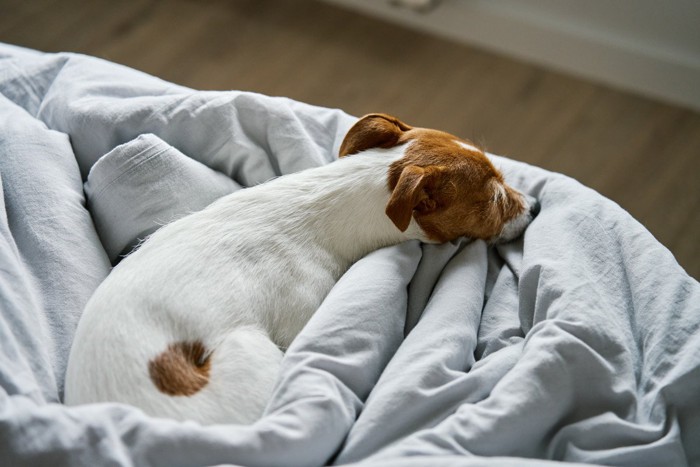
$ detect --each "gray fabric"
[0,42,699,467]
[85,133,241,263]
[0,92,110,402]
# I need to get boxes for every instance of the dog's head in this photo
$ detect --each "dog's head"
[339,113,538,243]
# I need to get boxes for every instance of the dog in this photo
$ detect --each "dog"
[64,113,538,425]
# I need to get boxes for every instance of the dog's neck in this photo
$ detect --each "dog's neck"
[241,147,423,269]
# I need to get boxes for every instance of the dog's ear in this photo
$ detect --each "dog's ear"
[385,165,444,232]
[339,113,413,158]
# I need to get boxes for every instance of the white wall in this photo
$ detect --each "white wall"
[322,0,700,111]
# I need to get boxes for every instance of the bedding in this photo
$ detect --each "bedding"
[0,42,698,467]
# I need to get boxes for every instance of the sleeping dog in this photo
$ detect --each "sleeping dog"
[65,114,537,425]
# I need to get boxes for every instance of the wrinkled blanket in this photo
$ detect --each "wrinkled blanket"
[1,43,698,467]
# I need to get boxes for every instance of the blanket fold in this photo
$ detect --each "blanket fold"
[85,133,241,263]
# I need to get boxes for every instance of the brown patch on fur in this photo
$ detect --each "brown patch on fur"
[340,114,527,242]
[148,341,212,396]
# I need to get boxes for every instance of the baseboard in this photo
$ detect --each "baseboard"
[321,0,700,112]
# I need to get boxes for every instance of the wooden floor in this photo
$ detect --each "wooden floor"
[2,0,698,278]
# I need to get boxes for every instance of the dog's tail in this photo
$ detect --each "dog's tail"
[141,325,283,424]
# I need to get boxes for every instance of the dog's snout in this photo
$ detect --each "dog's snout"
[520,194,539,218]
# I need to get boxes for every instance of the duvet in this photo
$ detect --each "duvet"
[0,43,698,467]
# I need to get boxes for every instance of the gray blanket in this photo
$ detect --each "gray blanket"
[1,43,698,467]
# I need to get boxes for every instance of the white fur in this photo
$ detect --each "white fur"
[64,146,426,425]
[498,207,533,242]
[456,140,481,154]
[498,194,536,243]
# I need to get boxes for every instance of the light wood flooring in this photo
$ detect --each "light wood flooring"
[1,0,698,278]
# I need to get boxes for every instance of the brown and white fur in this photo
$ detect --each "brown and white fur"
[64,114,537,425]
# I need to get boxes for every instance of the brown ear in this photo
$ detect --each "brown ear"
[339,113,413,158]
[385,165,442,232]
